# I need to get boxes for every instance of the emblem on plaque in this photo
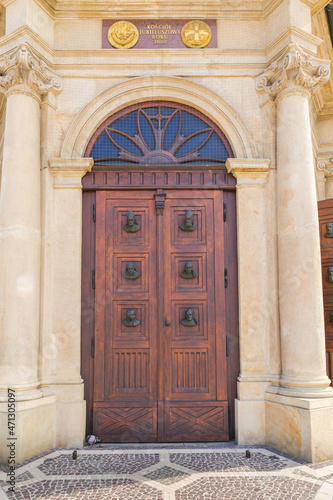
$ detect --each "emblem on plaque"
[108,21,139,49]
[181,21,212,48]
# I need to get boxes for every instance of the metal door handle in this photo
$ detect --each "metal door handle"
[165,320,171,326]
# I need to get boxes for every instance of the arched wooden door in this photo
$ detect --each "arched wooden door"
[81,103,239,442]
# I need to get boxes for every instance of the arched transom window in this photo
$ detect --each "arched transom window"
[85,102,233,166]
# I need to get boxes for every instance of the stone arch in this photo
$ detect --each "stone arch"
[61,76,257,159]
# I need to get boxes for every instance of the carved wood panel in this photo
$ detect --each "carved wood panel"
[94,193,158,410]
[164,402,228,442]
[94,403,157,442]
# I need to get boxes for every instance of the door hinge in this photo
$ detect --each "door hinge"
[91,337,95,358]
[93,202,96,222]
[90,408,93,429]
[226,335,230,357]
[224,268,228,288]
[223,202,227,222]
[92,269,95,289]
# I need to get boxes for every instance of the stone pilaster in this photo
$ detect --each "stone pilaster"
[47,158,93,448]
[226,159,272,444]
[0,43,62,404]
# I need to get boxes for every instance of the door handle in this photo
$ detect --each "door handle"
[165,320,171,326]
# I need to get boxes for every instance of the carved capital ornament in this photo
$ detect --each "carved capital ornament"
[256,43,330,99]
[0,44,63,96]
[317,159,333,178]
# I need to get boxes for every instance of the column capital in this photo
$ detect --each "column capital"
[0,43,63,97]
[256,42,330,100]
[48,158,94,188]
[226,158,271,186]
[317,158,333,178]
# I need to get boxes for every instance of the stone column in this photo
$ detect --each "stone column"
[0,44,62,402]
[256,43,331,398]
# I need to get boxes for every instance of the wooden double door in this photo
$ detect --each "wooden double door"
[84,179,238,443]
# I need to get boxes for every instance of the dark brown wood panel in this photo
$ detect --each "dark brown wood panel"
[318,198,333,386]
[93,191,158,441]
[164,401,228,442]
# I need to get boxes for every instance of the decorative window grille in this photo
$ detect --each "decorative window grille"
[85,102,233,166]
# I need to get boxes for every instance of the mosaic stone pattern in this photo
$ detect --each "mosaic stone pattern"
[175,476,321,500]
[169,451,290,472]
[0,471,34,487]
[1,445,333,500]
[6,478,163,500]
[38,452,159,475]
[143,465,189,484]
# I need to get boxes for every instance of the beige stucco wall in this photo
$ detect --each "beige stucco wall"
[0,0,333,464]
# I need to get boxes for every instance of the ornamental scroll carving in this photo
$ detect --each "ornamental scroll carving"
[256,43,330,98]
[317,159,333,178]
[0,44,62,96]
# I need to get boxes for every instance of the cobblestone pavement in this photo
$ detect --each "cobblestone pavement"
[1,444,333,499]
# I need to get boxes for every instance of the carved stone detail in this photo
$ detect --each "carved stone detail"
[0,44,63,96]
[317,159,333,178]
[256,43,330,99]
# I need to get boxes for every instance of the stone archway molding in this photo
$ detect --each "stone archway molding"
[61,75,257,159]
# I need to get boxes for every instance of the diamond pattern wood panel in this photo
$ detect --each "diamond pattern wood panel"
[94,404,157,442]
[164,402,228,441]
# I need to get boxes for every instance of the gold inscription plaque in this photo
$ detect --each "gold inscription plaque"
[181,20,212,48]
[108,21,139,49]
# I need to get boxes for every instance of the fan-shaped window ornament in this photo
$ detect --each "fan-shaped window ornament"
[85,102,233,167]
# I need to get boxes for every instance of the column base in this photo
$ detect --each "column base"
[42,382,86,449]
[0,383,86,465]
[235,398,265,445]
[0,381,43,402]
[235,378,272,445]
[55,400,86,448]
[277,375,333,398]
[265,392,333,463]
[236,391,333,462]
[0,396,56,465]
